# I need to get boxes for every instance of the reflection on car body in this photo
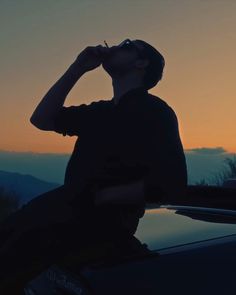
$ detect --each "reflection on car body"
[25,198,236,295]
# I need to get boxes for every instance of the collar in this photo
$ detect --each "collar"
[112,87,148,107]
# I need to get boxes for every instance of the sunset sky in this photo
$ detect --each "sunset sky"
[1,0,236,154]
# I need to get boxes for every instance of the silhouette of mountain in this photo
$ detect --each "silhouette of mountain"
[0,170,60,206]
[0,149,234,185]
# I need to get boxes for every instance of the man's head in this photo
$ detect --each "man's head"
[102,39,165,90]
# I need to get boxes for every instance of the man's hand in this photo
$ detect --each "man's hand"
[74,45,110,73]
[94,180,145,205]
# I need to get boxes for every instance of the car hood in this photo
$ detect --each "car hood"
[135,206,236,251]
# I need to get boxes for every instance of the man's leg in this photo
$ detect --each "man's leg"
[2,185,77,227]
[0,185,77,248]
[0,223,72,294]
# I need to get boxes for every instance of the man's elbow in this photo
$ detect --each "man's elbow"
[30,115,54,131]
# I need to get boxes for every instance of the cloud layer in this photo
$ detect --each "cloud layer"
[186,147,227,155]
[185,147,235,184]
[0,150,69,184]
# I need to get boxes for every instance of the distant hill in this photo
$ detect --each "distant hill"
[0,170,60,206]
[0,149,233,185]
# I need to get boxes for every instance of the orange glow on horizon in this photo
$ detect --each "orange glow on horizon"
[1,1,236,154]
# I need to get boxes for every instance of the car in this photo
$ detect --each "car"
[24,186,236,295]
[223,178,236,189]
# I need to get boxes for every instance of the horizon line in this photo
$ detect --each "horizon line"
[0,147,236,155]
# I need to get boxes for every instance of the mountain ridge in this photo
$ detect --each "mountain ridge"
[0,170,60,206]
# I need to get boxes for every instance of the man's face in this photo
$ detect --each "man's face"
[102,39,146,77]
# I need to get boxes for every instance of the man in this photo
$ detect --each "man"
[0,39,187,290]
[31,38,187,201]
[28,39,186,230]
[2,38,188,239]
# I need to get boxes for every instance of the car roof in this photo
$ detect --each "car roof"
[135,205,236,251]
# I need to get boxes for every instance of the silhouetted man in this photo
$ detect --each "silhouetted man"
[27,38,187,231]
[0,39,187,290]
[32,38,186,201]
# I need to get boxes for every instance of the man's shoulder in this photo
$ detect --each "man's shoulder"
[66,98,112,114]
[146,93,176,117]
[82,98,112,109]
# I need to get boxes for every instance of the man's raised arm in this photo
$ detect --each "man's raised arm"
[30,45,109,131]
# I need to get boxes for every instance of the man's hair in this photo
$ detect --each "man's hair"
[136,40,165,90]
